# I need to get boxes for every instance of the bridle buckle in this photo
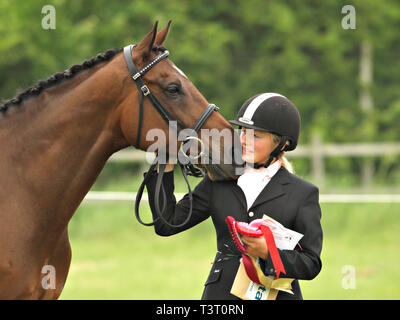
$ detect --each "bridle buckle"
[141,85,150,96]
[132,72,141,81]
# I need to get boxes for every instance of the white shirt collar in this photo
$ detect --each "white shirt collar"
[241,160,281,181]
[237,160,282,210]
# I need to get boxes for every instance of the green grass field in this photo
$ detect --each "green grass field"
[59,167,400,300]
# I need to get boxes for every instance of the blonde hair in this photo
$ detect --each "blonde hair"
[269,132,295,174]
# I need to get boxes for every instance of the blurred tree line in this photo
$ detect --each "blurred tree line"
[1,0,399,186]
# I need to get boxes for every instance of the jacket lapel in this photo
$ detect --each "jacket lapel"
[249,167,290,210]
[231,182,247,212]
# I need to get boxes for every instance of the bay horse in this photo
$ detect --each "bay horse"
[0,21,240,299]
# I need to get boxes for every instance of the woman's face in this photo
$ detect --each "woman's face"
[240,128,278,164]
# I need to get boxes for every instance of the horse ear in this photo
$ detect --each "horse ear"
[155,20,172,46]
[136,21,158,59]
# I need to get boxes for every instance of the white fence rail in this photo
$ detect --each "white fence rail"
[103,136,400,198]
[83,191,400,204]
[108,138,400,163]
[108,136,400,188]
[108,140,400,163]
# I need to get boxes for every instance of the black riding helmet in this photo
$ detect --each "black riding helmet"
[229,93,301,168]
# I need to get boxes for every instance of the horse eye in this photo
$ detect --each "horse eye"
[164,83,182,96]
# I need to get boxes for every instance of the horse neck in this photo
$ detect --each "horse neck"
[1,56,130,233]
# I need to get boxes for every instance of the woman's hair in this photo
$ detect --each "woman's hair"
[269,132,295,174]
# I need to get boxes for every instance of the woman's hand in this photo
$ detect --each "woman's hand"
[156,153,176,173]
[241,235,269,260]
[158,162,175,172]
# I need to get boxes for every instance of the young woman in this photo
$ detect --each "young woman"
[144,93,323,300]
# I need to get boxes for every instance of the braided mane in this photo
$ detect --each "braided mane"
[0,48,122,114]
[0,45,167,115]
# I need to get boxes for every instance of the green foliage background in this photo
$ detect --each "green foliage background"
[1,0,399,183]
[1,0,399,140]
[1,0,399,300]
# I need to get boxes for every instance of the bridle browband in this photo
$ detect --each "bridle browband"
[123,44,219,228]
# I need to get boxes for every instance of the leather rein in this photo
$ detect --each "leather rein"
[123,44,219,228]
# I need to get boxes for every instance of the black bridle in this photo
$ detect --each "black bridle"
[123,44,219,228]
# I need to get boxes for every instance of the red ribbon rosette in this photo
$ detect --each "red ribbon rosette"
[225,216,286,284]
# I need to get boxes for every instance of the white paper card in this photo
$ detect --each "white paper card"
[262,215,303,250]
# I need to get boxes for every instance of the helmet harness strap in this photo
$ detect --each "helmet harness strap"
[249,136,289,169]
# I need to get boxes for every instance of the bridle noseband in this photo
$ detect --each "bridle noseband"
[123,44,219,228]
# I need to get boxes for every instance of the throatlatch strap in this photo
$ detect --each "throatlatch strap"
[249,136,289,169]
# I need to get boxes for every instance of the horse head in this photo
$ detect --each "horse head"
[118,21,243,181]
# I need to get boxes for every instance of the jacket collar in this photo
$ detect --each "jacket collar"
[232,167,290,212]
